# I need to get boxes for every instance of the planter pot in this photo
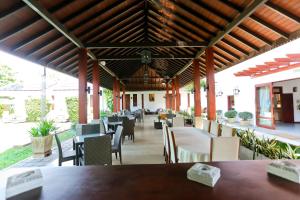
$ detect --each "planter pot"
[240,120,251,126]
[254,153,270,160]
[31,134,53,157]
[227,118,236,123]
[239,146,254,160]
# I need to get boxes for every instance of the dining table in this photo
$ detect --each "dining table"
[170,127,213,163]
[107,121,123,131]
[73,133,105,165]
[1,160,299,200]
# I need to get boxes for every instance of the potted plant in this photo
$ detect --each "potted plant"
[224,110,237,123]
[29,120,57,157]
[238,111,253,126]
[237,129,256,160]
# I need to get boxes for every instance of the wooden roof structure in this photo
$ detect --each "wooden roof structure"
[0,0,300,90]
[234,53,300,77]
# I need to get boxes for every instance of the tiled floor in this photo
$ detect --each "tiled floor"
[7,115,165,169]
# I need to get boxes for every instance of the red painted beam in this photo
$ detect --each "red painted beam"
[166,82,169,109]
[193,59,201,117]
[113,78,117,113]
[175,76,180,112]
[78,48,87,124]
[92,61,100,119]
[206,48,216,121]
[172,79,176,111]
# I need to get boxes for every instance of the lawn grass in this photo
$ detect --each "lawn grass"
[0,129,75,170]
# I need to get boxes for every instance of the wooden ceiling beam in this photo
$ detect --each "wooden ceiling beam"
[97,54,195,60]
[0,2,25,20]
[173,0,267,78]
[22,0,123,84]
[265,2,300,24]
[86,41,207,49]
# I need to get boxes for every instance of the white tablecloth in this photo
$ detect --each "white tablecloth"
[170,127,211,163]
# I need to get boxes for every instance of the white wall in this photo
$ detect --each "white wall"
[125,91,166,111]
[273,79,300,122]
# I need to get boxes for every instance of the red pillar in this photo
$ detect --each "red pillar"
[166,82,169,109]
[206,47,216,120]
[117,80,120,112]
[193,59,201,117]
[78,48,87,124]
[92,61,100,120]
[175,76,180,112]
[172,79,176,111]
[113,78,117,113]
[122,85,125,110]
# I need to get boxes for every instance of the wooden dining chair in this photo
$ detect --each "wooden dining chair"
[210,137,240,161]
[168,128,178,164]
[202,119,211,132]
[221,125,235,137]
[54,133,76,166]
[210,121,221,136]
[162,123,171,164]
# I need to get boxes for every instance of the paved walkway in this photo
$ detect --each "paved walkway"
[5,115,164,169]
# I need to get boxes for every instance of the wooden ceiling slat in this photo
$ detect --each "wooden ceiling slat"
[0,1,26,20]
[265,1,300,24]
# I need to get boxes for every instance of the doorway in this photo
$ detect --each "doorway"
[227,95,235,110]
[273,86,294,123]
[125,94,130,110]
[255,83,275,129]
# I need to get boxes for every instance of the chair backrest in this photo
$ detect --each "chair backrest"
[84,135,112,166]
[210,121,220,136]
[202,119,211,132]
[100,119,106,134]
[54,133,62,160]
[168,129,178,163]
[162,123,171,162]
[81,124,100,135]
[108,116,118,122]
[113,126,123,148]
[221,125,234,137]
[210,137,240,161]
[172,116,185,127]
[122,118,135,136]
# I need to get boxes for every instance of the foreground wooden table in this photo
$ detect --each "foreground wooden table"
[3,160,300,200]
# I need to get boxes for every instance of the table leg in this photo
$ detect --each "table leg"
[75,144,79,166]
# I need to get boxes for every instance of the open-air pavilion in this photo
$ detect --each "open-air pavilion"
[0,0,300,199]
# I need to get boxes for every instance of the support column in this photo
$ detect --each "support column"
[172,79,176,112]
[122,85,125,110]
[206,47,216,120]
[187,93,190,108]
[166,82,169,110]
[193,59,202,128]
[78,48,87,124]
[175,76,180,112]
[113,78,117,113]
[92,61,100,120]
[117,80,120,112]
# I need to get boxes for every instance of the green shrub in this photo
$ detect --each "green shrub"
[103,89,113,112]
[25,98,50,122]
[224,110,237,118]
[29,120,57,137]
[65,97,78,122]
[0,104,14,117]
[238,111,253,120]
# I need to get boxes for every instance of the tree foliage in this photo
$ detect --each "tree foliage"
[0,65,15,87]
[25,98,50,122]
[65,97,78,122]
[103,88,113,112]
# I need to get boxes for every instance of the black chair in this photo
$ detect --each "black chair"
[100,119,115,136]
[122,118,135,143]
[77,123,100,135]
[112,126,123,164]
[54,133,76,166]
[82,135,112,166]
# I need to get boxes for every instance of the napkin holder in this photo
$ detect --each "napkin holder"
[6,169,43,198]
[267,160,300,184]
[187,163,221,187]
